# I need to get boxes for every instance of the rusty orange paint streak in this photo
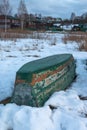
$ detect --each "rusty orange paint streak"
[30,58,74,86]
[15,79,26,85]
[31,68,61,86]
[15,57,74,86]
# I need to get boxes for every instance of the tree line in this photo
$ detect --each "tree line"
[0,0,87,32]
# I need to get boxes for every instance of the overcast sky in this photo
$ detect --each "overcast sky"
[10,0,87,19]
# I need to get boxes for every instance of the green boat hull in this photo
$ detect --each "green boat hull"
[11,54,76,107]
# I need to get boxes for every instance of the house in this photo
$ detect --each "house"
[0,15,20,30]
[0,15,10,29]
[10,16,20,28]
[26,14,48,30]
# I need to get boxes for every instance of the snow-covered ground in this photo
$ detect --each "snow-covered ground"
[0,33,87,130]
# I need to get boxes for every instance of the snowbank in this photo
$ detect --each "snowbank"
[0,33,87,130]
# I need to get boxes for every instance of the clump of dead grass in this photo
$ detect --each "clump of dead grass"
[62,32,87,51]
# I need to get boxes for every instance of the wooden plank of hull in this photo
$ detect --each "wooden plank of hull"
[0,97,11,105]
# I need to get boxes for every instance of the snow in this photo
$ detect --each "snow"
[62,25,72,31]
[0,32,87,130]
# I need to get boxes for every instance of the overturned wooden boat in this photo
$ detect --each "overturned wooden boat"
[11,54,76,107]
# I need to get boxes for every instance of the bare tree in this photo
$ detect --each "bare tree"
[0,0,12,32]
[18,0,28,30]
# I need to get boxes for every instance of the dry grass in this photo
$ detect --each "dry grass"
[62,32,87,51]
[0,28,33,34]
[0,29,46,40]
[50,37,57,46]
[0,30,34,40]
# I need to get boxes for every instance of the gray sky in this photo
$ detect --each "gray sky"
[10,0,87,19]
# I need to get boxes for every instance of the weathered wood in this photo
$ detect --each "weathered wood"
[0,97,11,105]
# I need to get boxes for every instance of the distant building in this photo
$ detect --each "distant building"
[0,15,10,29]
[0,15,20,29]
